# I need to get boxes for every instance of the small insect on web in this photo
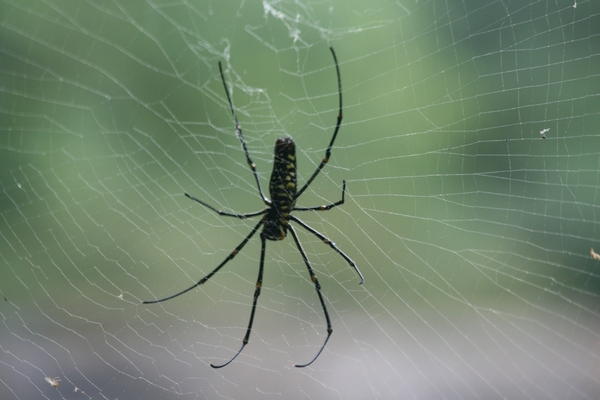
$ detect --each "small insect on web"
[143,47,363,368]
[45,377,61,388]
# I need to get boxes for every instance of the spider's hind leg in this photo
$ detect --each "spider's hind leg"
[294,180,346,212]
[185,193,268,219]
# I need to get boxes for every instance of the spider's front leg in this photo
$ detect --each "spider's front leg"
[288,224,332,367]
[211,233,267,368]
[290,215,364,284]
[142,218,265,305]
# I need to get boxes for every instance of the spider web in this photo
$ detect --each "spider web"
[1,0,599,399]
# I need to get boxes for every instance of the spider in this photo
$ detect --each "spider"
[143,47,363,368]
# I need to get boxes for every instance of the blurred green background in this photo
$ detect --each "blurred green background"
[1,1,599,399]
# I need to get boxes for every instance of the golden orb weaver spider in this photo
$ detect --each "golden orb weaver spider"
[143,47,363,368]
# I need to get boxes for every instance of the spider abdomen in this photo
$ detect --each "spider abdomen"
[264,137,297,241]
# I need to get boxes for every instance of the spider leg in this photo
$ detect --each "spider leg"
[185,193,268,219]
[287,224,332,368]
[218,62,270,206]
[294,180,345,212]
[290,215,364,284]
[142,218,265,304]
[212,232,267,368]
[295,47,343,200]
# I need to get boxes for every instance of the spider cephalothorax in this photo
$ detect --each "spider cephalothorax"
[144,48,363,368]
